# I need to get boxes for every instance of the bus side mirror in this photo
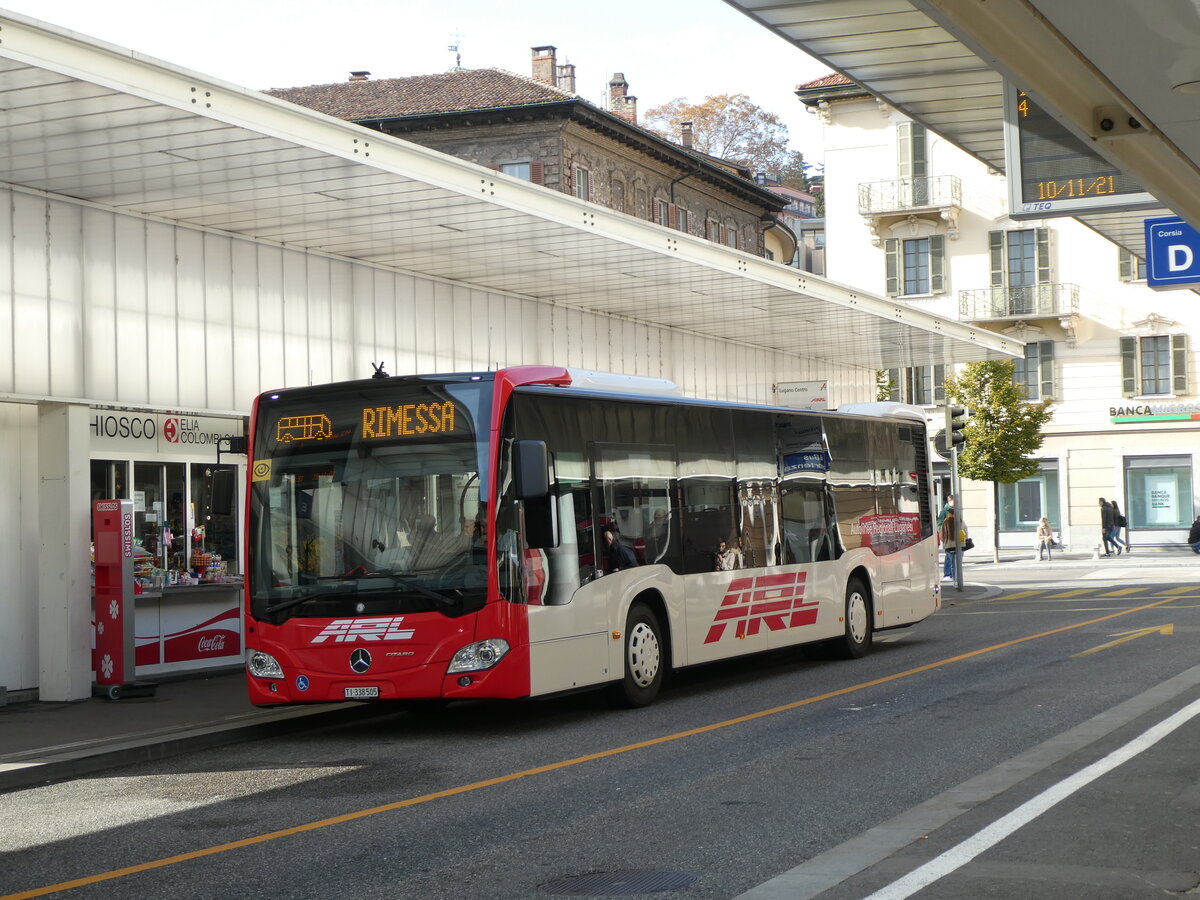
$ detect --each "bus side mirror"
[211,469,235,516]
[513,440,549,500]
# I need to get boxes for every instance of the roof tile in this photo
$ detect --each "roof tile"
[265,68,575,120]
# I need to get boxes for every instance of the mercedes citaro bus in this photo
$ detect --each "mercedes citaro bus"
[244,366,939,708]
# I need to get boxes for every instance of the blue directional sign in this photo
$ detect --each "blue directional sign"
[1145,216,1200,289]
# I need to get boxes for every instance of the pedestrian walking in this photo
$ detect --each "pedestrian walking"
[1107,500,1129,553]
[1036,516,1054,560]
[1189,515,1200,554]
[1099,497,1118,556]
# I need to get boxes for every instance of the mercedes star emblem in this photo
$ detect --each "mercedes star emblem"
[349,648,372,673]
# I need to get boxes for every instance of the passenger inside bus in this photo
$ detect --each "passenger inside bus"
[714,539,742,571]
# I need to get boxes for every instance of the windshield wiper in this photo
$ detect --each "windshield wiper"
[264,588,328,615]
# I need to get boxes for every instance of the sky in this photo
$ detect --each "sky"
[2,0,834,160]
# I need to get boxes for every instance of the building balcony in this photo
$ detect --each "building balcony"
[959,283,1089,344]
[958,283,1080,321]
[857,176,962,245]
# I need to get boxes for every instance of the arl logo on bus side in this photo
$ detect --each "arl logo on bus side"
[705,572,817,644]
[310,616,415,644]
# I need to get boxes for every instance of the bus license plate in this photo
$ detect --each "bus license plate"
[344,686,380,699]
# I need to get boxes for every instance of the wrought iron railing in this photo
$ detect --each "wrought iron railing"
[857,175,962,215]
[958,283,1080,319]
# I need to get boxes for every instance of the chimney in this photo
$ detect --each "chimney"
[556,62,576,94]
[681,121,694,150]
[349,71,370,82]
[531,46,557,85]
[609,72,638,124]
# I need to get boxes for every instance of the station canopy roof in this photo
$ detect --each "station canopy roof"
[0,9,1017,373]
[724,0,1200,257]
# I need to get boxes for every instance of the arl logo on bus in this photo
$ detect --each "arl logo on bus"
[310,616,415,644]
[704,572,818,643]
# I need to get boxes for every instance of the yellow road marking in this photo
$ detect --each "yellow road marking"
[1073,624,1175,657]
[1097,587,1144,597]
[1047,589,1093,598]
[1,595,1180,900]
[1157,586,1196,595]
[997,589,1040,600]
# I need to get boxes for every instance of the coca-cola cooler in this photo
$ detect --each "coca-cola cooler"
[92,499,156,700]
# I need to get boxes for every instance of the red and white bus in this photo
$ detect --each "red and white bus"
[244,366,940,708]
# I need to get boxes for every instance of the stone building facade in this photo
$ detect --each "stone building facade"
[266,47,794,261]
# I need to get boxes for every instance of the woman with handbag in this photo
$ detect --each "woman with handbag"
[939,498,958,581]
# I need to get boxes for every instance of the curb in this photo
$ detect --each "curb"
[0,703,394,794]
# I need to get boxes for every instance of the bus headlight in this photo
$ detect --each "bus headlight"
[447,638,510,674]
[248,650,284,679]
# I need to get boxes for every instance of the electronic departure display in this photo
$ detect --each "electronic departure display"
[1002,84,1157,218]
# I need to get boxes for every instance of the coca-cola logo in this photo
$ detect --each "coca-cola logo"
[198,634,227,653]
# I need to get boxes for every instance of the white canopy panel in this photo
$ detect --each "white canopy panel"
[724,0,1200,257]
[0,8,1017,370]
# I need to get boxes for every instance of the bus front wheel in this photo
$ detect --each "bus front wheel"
[829,578,872,659]
[611,602,664,708]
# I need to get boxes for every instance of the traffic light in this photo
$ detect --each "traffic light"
[945,405,968,449]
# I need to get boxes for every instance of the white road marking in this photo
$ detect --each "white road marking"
[862,697,1200,900]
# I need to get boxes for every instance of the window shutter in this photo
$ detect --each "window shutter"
[1172,333,1189,394]
[929,234,945,293]
[934,364,946,403]
[719,224,728,245]
[911,124,928,179]
[530,161,544,185]
[587,171,595,202]
[1120,336,1138,397]
[1035,227,1052,284]
[884,238,899,297]
[1039,340,1055,400]
[1118,248,1134,282]
[667,203,678,230]
[896,123,911,180]
[570,163,577,195]
[989,230,1005,288]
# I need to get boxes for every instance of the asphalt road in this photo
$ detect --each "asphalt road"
[2,567,1198,900]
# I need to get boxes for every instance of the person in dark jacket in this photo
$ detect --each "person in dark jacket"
[1188,516,1200,554]
[602,526,637,572]
[1107,500,1129,553]
[1099,497,1118,556]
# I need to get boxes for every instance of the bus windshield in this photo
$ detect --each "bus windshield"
[248,378,493,622]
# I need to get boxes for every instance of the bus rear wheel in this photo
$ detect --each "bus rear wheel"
[611,602,664,708]
[829,578,872,659]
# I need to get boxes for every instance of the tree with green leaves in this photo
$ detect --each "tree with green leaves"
[943,359,1055,562]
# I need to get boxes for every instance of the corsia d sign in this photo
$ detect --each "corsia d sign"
[1144,216,1200,289]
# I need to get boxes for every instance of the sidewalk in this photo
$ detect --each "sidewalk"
[2,547,1196,794]
[0,669,386,793]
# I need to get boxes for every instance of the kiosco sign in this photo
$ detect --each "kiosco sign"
[1144,216,1200,289]
[90,409,241,456]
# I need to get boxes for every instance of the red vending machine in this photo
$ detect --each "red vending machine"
[92,499,156,699]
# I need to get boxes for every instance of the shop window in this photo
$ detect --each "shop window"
[191,463,238,580]
[998,464,1060,531]
[1121,334,1188,397]
[1125,456,1193,529]
[90,459,238,585]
